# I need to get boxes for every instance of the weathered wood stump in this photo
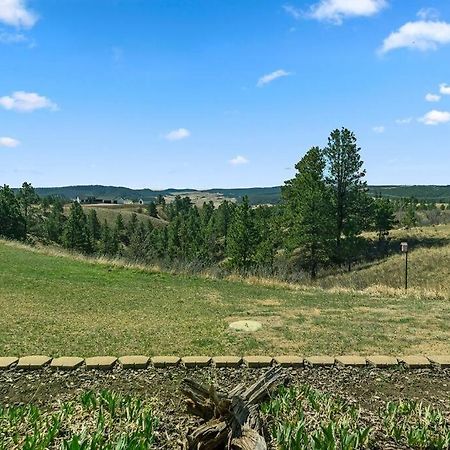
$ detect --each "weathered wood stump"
[181,366,287,449]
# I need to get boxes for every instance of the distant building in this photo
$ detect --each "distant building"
[137,198,156,205]
[74,195,127,205]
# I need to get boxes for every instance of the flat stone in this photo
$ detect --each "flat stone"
[151,356,180,368]
[181,356,211,368]
[274,356,304,367]
[335,356,367,367]
[0,357,18,369]
[304,356,335,367]
[212,356,242,368]
[118,356,150,369]
[229,320,262,332]
[366,356,398,368]
[243,356,273,368]
[85,356,117,370]
[398,356,430,368]
[427,355,450,368]
[17,355,52,369]
[50,357,84,370]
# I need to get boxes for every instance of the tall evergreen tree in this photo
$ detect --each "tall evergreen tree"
[62,202,92,253]
[147,201,158,218]
[282,147,335,279]
[17,182,38,236]
[226,196,258,270]
[114,213,127,244]
[99,220,119,256]
[402,204,418,228]
[323,128,370,263]
[87,209,101,241]
[127,221,147,260]
[373,197,396,242]
[46,200,65,243]
[0,185,26,240]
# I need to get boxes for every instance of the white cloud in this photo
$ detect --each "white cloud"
[0,0,38,28]
[0,136,20,147]
[396,117,413,125]
[419,110,450,125]
[257,69,291,87]
[0,30,25,43]
[164,128,191,141]
[425,93,441,102]
[380,20,450,54]
[0,91,58,112]
[440,83,450,95]
[417,8,439,21]
[229,155,249,165]
[372,125,385,133]
[283,4,302,20]
[308,0,387,24]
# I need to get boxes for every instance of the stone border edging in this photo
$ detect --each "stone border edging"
[1,355,450,371]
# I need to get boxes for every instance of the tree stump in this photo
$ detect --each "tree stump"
[181,366,287,449]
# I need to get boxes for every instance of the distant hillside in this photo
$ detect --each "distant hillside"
[367,185,450,201]
[31,184,450,205]
[33,185,283,205]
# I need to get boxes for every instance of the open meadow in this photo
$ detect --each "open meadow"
[1,230,449,358]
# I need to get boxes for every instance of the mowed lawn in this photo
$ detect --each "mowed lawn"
[1,241,449,357]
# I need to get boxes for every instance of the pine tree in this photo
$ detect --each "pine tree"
[62,202,92,253]
[46,200,65,243]
[147,201,158,218]
[99,220,119,256]
[402,204,417,228]
[0,185,26,240]
[87,209,101,241]
[373,197,396,242]
[127,213,139,237]
[226,196,258,270]
[323,128,370,264]
[17,182,38,236]
[127,221,147,260]
[114,213,127,244]
[282,147,335,279]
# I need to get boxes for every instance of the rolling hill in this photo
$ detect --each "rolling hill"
[28,184,450,205]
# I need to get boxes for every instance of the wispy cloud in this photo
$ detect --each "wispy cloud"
[440,83,450,95]
[307,0,387,25]
[425,93,441,102]
[0,30,24,42]
[417,8,440,21]
[257,69,291,87]
[229,155,249,165]
[419,110,450,125]
[0,91,58,112]
[0,0,38,28]
[380,19,450,54]
[164,128,191,141]
[0,136,20,147]
[283,4,302,20]
[372,125,385,133]
[396,117,413,125]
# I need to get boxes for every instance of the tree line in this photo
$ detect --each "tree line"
[1,128,446,280]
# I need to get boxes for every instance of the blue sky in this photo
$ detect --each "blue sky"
[1,0,450,189]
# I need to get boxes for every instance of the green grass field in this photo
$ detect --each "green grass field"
[63,204,167,228]
[1,238,449,357]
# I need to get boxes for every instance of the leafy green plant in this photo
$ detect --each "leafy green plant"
[382,399,450,449]
[0,391,158,449]
[262,385,372,449]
